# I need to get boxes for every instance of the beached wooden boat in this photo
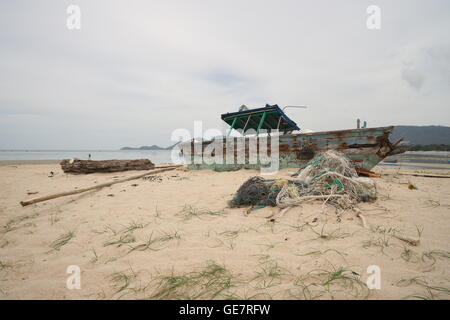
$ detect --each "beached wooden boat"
[180,104,406,171]
[383,159,398,164]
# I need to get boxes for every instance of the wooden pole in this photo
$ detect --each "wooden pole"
[383,172,450,179]
[397,172,450,179]
[20,165,182,207]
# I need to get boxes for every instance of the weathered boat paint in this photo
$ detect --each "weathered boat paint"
[180,126,405,171]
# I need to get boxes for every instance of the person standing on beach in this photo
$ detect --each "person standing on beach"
[88,154,91,160]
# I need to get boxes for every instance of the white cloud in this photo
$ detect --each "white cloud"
[0,0,449,149]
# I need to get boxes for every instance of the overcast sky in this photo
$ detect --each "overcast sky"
[0,0,449,149]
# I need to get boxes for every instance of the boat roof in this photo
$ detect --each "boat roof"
[221,104,300,134]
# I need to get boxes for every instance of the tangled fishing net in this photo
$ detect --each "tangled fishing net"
[229,176,271,207]
[229,150,377,210]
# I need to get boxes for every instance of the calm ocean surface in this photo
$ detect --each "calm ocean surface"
[0,150,448,168]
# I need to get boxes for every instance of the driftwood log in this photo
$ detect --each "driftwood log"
[60,159,155,174]
[20,165,181,206]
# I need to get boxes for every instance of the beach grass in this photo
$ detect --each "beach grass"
[397,277,450,300]
[293,265,370,300]
[421,250,450,266]
[309,224,351,241]
[178,204,226,220]
[49,231,75,251]
[251,260,289,289]
[151,261,235,300]
[295,248,348,262]
[121,220,148,234]
[400,246,420,263]
[127,230,180,253]
[104,233,136,248]
[362,234,392,254]
[109,267,140,297]
[4,214,37,232]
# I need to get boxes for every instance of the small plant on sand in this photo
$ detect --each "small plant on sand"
[397,277,450,300]
[50,213,61,225]
[288,222,310,233]
[49,231,75,251]
[109,267,139,297]
[127,230,180,253]
[152,272,192,299]
[321,266,369,298]
[251,260,289,289]
[102,220,150,248]
[219,229,242,239]
[400,246,420,263]
[104,233,136,248]
[100,225,118,236]
[204,208,226,217]
[423,199,440,208]
[151,261,235,299]
[178,205,226,220]
[412,224,424,240]
[362,234,391,255]
[127,232,160,253]
[0,261,13,271]
[309,225,351,241]
[121,220,148,234]
[370,225,398,235]
[153,205,163,219]
[285,286,324,300]
[0,258,33,274]
[90,248,99,264]
[257,241,283,251]
[396,276,428,288]
[208,237,236,250]
[219,226,254,239]
[251,254,271,263]
[421,250,450,266]
[4,214,37,232]
[158,231,181,243]
[294,265,370,300]
[296,248,348,262]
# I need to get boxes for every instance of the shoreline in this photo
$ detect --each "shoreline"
[0,160,172,166]
[0,160,62,166]
[2,159,450,172]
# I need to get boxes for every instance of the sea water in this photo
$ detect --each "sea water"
[0,150,180,164]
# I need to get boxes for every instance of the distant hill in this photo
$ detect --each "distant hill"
[391,126,450,145]
[120,142,180,151]
[120,127,449,150]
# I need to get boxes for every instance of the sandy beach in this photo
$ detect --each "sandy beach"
[0,163,449,300]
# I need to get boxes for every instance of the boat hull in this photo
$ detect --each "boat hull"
[180,126,405,171]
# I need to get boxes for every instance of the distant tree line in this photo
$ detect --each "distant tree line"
[408,144,450,151]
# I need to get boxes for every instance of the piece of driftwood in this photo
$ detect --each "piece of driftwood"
[20,166,181,207]
[353,207,369,228]
[356,168,381,178]
[357,213,368,228]
[395,172,450,179]
[60,159,155,174]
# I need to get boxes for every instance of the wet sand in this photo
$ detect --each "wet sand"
[0,160,61,166]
